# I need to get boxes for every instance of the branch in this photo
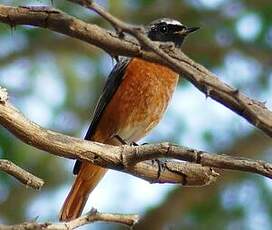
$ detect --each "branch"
[0,159,44,190]
[134,131,272,230]
[0,209,139,229]
[0,87,218,186]
[69,0,272,137]
[122,143,272,179]
[0,4,272,138]
[0,86,272,184]
[0,88,44,189]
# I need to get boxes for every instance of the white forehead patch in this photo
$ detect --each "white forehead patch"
[159,18,183,26]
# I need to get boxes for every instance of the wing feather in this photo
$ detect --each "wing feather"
[73,58,130,174]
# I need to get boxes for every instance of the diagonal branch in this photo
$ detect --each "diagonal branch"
[0,159,44,190]
[1,3,271,229]
[0,3,271,186]
[0,5,140,58]
[0,5,271,138]
[0,208,139,229]
[66,0,272,137]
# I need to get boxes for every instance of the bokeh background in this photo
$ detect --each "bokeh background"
[1,0,272,229]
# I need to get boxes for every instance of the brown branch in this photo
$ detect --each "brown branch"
[122,143,272,179]
[0,5,140,58]
[0,159,44,190]
[7,7,272,136]
[0,3,271,228]
[0,209,139,229]
[134,131,272,230]
[65,1,272,179]
[0,88,45,189]
[0,87,218,186]
[1,86,271,180]
[0,86,272,183]
[0,1,271,187]
[64,0,272,137]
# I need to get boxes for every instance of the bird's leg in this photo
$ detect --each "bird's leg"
[114,135,128,145]
[113,135,139,146]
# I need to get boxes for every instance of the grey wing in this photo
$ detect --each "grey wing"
[73,57,130,174]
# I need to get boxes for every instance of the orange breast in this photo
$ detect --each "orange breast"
[92,58,179,144]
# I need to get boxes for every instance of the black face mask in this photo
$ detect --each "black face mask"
[146,18,199,48]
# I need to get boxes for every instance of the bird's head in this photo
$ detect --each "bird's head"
[146,18,199,48]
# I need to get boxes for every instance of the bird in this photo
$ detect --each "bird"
[59,18,199,221]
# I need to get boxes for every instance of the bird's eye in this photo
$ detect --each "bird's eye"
[160,25,168,33]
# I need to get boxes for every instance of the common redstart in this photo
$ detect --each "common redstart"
[59,18,199,221]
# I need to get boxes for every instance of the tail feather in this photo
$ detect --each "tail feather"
[59,163,107,221]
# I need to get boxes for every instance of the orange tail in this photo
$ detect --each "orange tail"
[59,162,107,221]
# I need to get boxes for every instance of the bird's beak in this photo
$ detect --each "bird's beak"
[176,26,200,36]
[185,27,200,34]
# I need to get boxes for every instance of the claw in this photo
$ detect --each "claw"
[151,159,162,180]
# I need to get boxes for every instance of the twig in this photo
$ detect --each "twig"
[0,159,44,190]
[0,87,218,186]
[0,209,139,229]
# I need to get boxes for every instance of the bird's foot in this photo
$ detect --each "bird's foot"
[151,158,164,181]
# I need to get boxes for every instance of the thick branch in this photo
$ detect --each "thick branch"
[0,4,272,137]
[0,87,218,186]
[0,209,139,229]
[0,159,44,190]
[0,87,272,183]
